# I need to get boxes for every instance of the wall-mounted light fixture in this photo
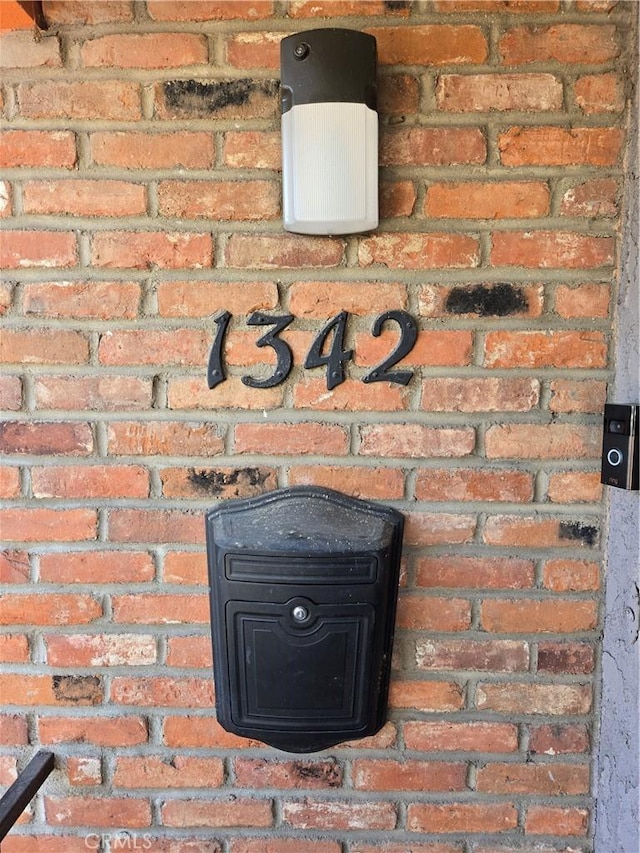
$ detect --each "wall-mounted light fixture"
[280,28,378,236]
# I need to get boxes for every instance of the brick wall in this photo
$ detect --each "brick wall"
[0,1,635,851]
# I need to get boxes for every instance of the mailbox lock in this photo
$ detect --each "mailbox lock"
[292,605,309,622]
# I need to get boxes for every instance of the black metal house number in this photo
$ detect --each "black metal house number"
[207,310,418,391]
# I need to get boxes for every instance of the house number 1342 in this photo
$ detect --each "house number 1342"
[207,310,418,391]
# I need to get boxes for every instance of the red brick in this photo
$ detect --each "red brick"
[158,180,279,220]
[356,329,473,368]
[416,556,535,589]
[435,0,560,10]
[0,633,29,663]
[491,231,614,269]
[484,330,607,368]
[224,234,343,269]
[549,379,607,413]
[1,837,90,853]
[404,721,519,753]
[223,130,280,168]
[437,74,562,112]
[161,466,276,499]
[498,126,623,166]
[0,509,97,543]
[147,1,273,21]
[39,715,148,746]
[407,802,518,834]
[560,179,619,218]
[34,375,152,411]
[162,797,273,828]
[421,377,539,412]
[114,755,224,788]
[282,799,396,831]
[389,680,464,712]
[425,181,549,219]
[396,596,471,631]
[0,593,101,625]
[99,329,209,366]
[108,509,204,545]
[379,74,420,119]
[371,25,487,65]
[225,32,281,69]
[359,425,475,458]
[0,714,28,744]
[234,422,349,456]
[404,512,477,547]
[353,759,466,792]
[290,0,407,16]
[548,471,602,503]
[0,755,18,785]
[0,673,102,706]
[381,127,486,166]
[529,723,590,755]
[542,559,600,592]
[91,130,214,169]
[234,758,342,789]
[476,683,592,716]
[31,465,148,499]
[0,180,12,218]
[82,33,208,68]
[66,756,102,786]
[574,72,625,114]
[288,465,404,501]
[481,599,597,633]
[0,230,77,269]
[19,81,141,120]
[163,715,260,749]
[158,280,277,317]
[290,280,407,316]
[554,283,610,318]
[23,281,141,319]
[28,181,145,220]
[0,551,30,584]
[0,466,20,498]
[46,633,156,667]
[484,515,599,549]
[92,231,212,269]
[381,180,417,218]
[1,329,88,365]
[111,676,213,708]
[0,282,13,314]
[166,635,212,668]
[416,638,529,672]
[112,593,209,624]
[485,423,601,458]
[538,641,595,674]
[349,845,457,853]
[0,376,26,410]
[415,468,533,502]
[526,805,589,836]
[163,552,208,586]
[43,1,134,24]
[45,796,151,828]
[476,761,590,795]
[0,130,76,169]
[155,79,278,121]
[108,421,224,456]
[0,30,61,68]
[499,24,618,64]
[231,841,340,853]
[293,378,407,412]
[169,376,284,411]
[359,233,480,270]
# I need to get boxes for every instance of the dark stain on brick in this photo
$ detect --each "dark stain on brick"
[559,521,599,547]
[384,0,412,9]
[445,283,528,317]
[163,78,278,114]
[188,467,270,496]
[52,675,102,705]
[292,760,342,787]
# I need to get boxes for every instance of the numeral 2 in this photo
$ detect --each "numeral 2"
[363,310,418,386]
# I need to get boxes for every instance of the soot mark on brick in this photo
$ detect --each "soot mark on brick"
[188,467,270,496]
[52,675,102,705]
[445,283,528,317]
[384,0,412,9]
[559,521,599,547]
[293,760,342,786]
[164,79,278,114]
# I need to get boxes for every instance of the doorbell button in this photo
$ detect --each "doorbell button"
[607,448,624,467]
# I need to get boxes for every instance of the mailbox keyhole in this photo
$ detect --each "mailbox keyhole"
[292,605,309,622]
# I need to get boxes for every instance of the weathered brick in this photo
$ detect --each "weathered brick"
[19,81,141,120]
[39,715,148,747]
[359,425,475,458]
[0,30,61,68]
[163,552,208,586]
[542,559,600,592]
[234,758,343,790]
[485,423,601,458]
[407,802,518,834]
[422,376,539,412]
[352,759,467,792]
[23,180,146,217]
[108,421,225,457]
[1,330,88,365]
[371,25,487,65]
[381,127,486,166]
[476,761,590,795]
[110,676,213,708]
[34,376,152,411]
[91,231,212,269]
[23,281,141,319]
[405,512,477,547]
[288,465,404,500]
[234,422,349,456]
[396,596,471,631]
[0,130,76,169]
[99,329,209,366]
[224,234,343,269]
[415,468,534,502]
[66,756,102,787]
[0,593,101,625]
[359,233,480,270]
[389,680,464,712]
[169,376,284,411]
[476,683,592,715]
[158,180,279,220]
[547,471,602,503]
[425,181,550,219]
[0,376,22,411]
[108,509,204,545]
[574,72,625,114]
[282,799,397,831]
[498,126,623,166]
[481,599,597,633]
[0,230,77,269]
[161,797,273,828]
[484,331,607,368]
[293,378,408,412]
[525,805,589,836]
[166,635,212,668]
[0,509,97,543]
[156,78,278,121]
[45,796,151,827]
[0,634,29,663]
[356,329,473,367]
[499,24,618,64]
[416,556,535,589]
[381,180,417,218]
[160,466,277,499]
[223,130,280,168]
[0,421,93,456]
[0,713,29,745]
[147,1,273,21]
[91,131,215,169]
[0,466,20,499]
[43,1,134,24]
[537,641,595,674]
[113,756,224,788]
[42,549,154,587]
[290,281,407,316]
[529,723,590,755]
[491,231,614,269]
[437,74,562,112]
[484,515,599,549]
[46,633,156,666]
[290,0,407,17]
[549,379,607,413]
[31,465,149,499]
[82,33,208,68]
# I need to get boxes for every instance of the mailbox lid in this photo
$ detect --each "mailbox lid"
[206,485,403,556]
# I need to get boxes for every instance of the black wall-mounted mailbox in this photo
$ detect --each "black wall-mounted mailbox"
[206,486,404,753]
